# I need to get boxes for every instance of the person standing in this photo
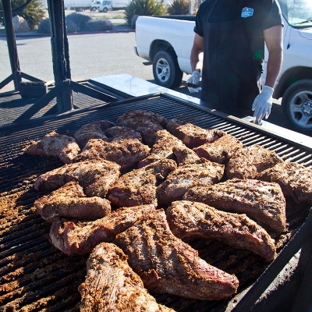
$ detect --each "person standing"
[187,0,283,124]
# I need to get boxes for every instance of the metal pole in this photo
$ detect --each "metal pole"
[47,0,73,112]
[1,0,21,91]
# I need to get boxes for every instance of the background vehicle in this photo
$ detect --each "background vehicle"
[63,0,93,11]
[98,0,130,12]
[90,0,101,11]
[135,0,312,133]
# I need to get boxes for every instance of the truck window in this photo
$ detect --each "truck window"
[279,0,312,27]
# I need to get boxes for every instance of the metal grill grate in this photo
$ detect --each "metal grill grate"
[0,93,311,311]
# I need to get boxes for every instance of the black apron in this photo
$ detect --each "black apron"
[200,0,261,116]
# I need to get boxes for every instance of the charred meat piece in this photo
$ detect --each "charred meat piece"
[194,134,244,164]
[157,160,224,206]
[24,131,80,164]
[166,120,225,148]
[74,138,150,170]
[34,181,111,222]
[108,159,177,207]
[258,161,312,204]
[138,129,185,168]
[104,125,143,141]
[116,110,168,146]
[183,179,287,236]
[74,120,114,148]
[113,209,239,301]
[34,159,120,198]
[78,242,175,312]
[49,204,156,256]
[225,145,283,179]
[167,200,276,262]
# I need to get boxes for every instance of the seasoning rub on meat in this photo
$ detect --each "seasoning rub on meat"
[49,204,157,256]
[25,130,81,164]
[113,209,239,301]
[79,242,175,312]
[34,159,120,198]
[34,181,111,222]
[183,179,287,236]
[167,200,276,262]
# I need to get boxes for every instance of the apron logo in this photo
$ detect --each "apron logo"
[241,7,254,18]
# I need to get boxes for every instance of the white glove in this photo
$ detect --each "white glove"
[186,70,201,93]
[252,85,274,124]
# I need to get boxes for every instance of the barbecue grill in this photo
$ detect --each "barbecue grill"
[1,92,312,311]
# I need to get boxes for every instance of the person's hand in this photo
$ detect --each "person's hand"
[186,70,201,93]
[252,86,274,124]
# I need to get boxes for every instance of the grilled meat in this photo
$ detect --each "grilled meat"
[104,125,143,141]
[166,200,276,262]
[34,159,120,198]
[172,145,202,165]
[74,138,150,170]
[258,161,312,204]
[183,179,287,236]
[78,242,175,312]
[49,204,156,256]
[108,159,176,207]
[225,145,283,179]
[34,181,111,222]
[138,129,185,168]
[113,209,239,301]
[166,120,225,148]
[116,110,168,146]
[157,160,224,206]
[194,134,244,164]
[74,120,114,148]
[24,130,80,164]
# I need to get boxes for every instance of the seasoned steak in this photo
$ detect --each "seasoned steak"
[225,145,283,179]
[183,179,287,236]
[104,125,142,141]
[166,200,276,262]
[194,134,244,164]
[79,242,175,312]
[34,159,120,198]
[116,110,168,146]
[172,145,203,165]
[157,160,224,206]
[138,129,185,168]
[113,209,239,301]
[74,138,150,170]
[74,120,114,148]
[166,120,225,148]
[49,204,156,256]
[258,161,312,204]
[24,131,80,164]
[108,159,176,207]
[34,181,111,222]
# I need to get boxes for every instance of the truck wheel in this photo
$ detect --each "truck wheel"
[282,79,312,134]
[152,50,183,89]
[102,7,108,12]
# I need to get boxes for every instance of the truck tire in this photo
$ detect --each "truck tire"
[282,79,312,134]
[102,7,108,12]
[152,50,183,89]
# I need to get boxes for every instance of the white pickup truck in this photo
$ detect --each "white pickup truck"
[135,0,312,133]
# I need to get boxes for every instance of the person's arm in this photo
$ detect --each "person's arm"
[190,33,204,72]
[252,25,283,124]
[186,33,204,92]
[263,25,283,88]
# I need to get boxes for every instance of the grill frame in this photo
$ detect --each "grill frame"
[0,93,312,311]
